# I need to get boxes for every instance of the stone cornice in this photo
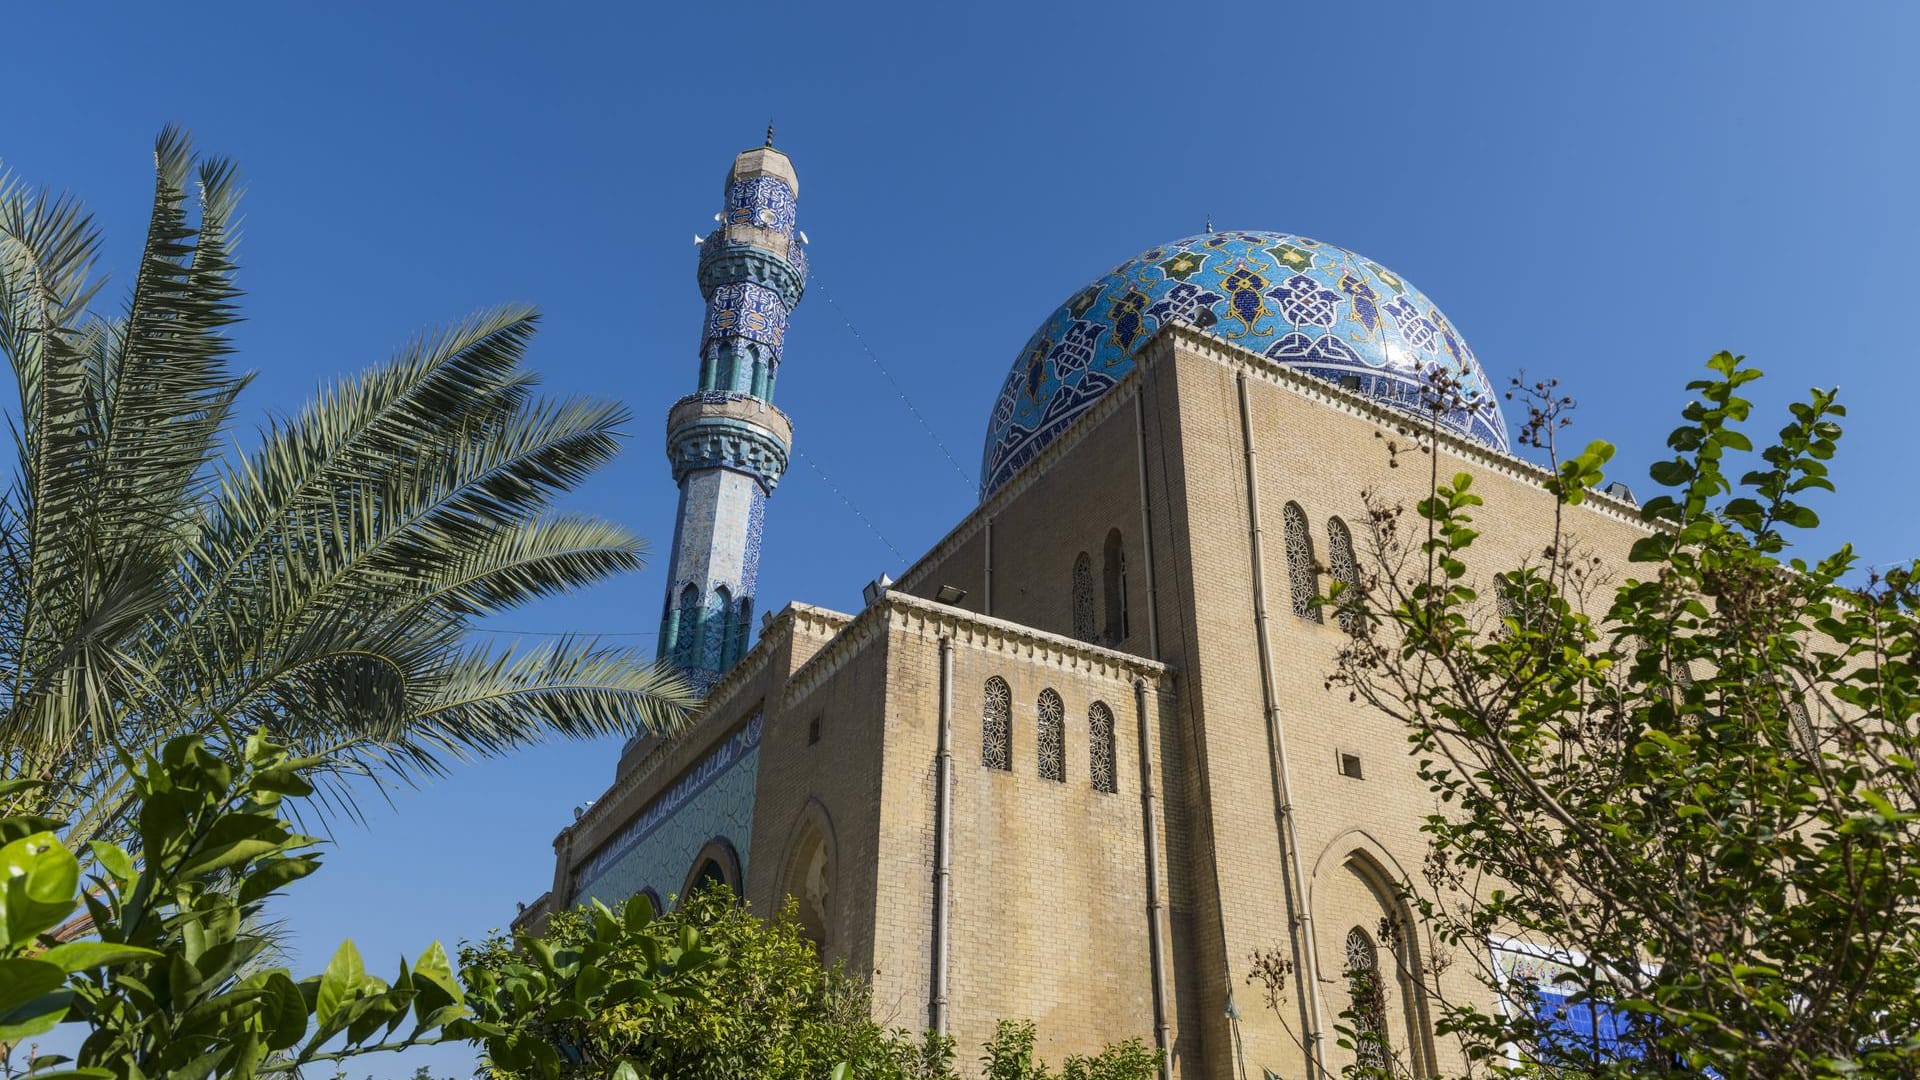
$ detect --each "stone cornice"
[781,589,1173,711]
[1155,322,1654,531]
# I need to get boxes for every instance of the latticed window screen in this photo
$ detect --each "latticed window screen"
[1789,701,1817,751]
[1493,572,1521,628]
[1072,552,1097,642]
[1345,927,1391,1070]
[1037,689,1065,781]
[1327,516,1360,633]
[982,677,1012,771]
[1089,701,1117,793]
[1282,502,1321,622]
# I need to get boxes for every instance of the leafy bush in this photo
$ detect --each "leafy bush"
[1331,357,1920,1076]
[462,889,926,1080]
[1,734,463,1077]
[466,896,1162,1080]
[977,1020,1160,1080]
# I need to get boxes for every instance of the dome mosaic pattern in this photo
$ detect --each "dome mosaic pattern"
[979,231,1510,499]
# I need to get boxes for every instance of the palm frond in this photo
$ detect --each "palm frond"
[409,637,699,753]
[0,131,696,849]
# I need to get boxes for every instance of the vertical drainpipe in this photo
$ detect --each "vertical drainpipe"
[1236,371,1327,1079]
[984,517,995,618]
[930,634,956,1035]
[1133,392,1161,659]
[1133,384,1171,1078]
[1135,677,1173,1080]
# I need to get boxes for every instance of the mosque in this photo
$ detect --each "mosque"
[516,137,1652,1078]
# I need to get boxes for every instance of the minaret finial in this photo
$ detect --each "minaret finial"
[765,121,775,148]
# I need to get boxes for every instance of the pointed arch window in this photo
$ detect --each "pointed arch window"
[1089,701,1117,793]
[982,677,1012,771]
[1327,516,1360,633]
[711,586,733,666]
[675,583,702,666]
[781,817,834,950]
[730,597,753,668]
[1071,552,1097,642]
[1103,528,1130,643]
[1037,688,1065,782]
[1345,926,1391,1070]
[1283,502,1321,622]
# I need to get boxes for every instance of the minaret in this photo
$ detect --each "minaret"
[658,130,805,690]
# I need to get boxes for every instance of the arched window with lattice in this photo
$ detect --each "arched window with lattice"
[1089,701,1117,793]
[1283,502,1321,622]
[1789,700,1818,751]
[1037,688,1065,782]
[1327,516,1360,633]
[982,677,1012,771]
[1345,926,1391,1070]
[1493,572,1520,623]
[1103,529,1131,643]
[1072,552,1096,642]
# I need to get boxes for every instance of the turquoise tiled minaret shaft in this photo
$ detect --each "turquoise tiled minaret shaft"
[658,136,805,690]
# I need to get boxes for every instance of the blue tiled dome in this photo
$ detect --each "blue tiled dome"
[979,231,1510,499]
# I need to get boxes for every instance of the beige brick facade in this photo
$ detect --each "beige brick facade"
[527,324,1654,1079]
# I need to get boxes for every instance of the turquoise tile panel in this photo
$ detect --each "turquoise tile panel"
[573,714,762,907]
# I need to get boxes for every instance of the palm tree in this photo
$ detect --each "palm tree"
[0,128,696,846]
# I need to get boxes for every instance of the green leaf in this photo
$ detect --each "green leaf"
[0,957,65,1013]
[38,941,163,972]
[0,831,80,948]
[87,841,136,885]
[249,767,314,797]
[262,971,309,1051]
[411,940,463,1030]
[1859,787,1902,822]
[175,812,289,879]
[0,816,66,845]
[625,891,656,932]
[315,939,366,1026]
[1648,459,1693,487]
[236,855,320,907]
[0,958,69,1041]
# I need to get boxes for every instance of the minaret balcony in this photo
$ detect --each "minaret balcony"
[698,228,807,307]
[665,392,793,490]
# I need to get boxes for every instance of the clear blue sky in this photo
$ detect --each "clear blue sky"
[7,3,1916,1073]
